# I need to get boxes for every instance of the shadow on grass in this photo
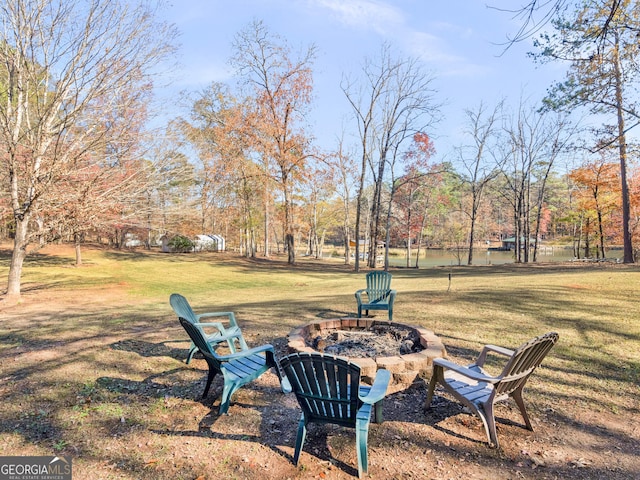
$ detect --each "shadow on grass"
[101,336,513,477]
[146,399,347,477]
[147,388,373,478]
[0,247,81,268]
[95,367,201,402]
[110,338,187,361]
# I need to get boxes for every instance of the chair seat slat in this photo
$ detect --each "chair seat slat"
[224,355,267,379]
[176,309,279,415]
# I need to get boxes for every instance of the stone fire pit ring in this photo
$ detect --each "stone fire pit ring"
[286,318,447,393]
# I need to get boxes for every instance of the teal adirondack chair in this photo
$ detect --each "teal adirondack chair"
[170,293,248,363]
[355,271,396,321]
[280,352,391,478]
[178,317,282,414]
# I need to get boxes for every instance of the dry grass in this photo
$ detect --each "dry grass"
[0,244,639,479]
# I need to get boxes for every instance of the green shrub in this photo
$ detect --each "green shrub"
[168,235,194,253]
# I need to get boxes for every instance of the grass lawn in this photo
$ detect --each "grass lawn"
[0,244,639,479]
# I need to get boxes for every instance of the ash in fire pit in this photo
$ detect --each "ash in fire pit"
[311,324,424,358]
[288,319,447,393]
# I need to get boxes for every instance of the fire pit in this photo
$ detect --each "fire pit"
[286,318,447,393]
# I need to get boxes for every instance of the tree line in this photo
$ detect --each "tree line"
[1,0,639,299]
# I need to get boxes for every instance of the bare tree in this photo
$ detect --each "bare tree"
[456,101,503,265]
[343,43,439,270]
[530,113,574,261]
[230,20,316,265]
[0,0,176,299]
[326,136,358,265]
[497,98,572,262]
[499,101,542,263]
[341,54,384,272]
[492,0,622,48]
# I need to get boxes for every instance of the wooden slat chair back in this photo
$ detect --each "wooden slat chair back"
[170,293,248,363]
[493,333,559,399]
[280,352,391,478]
[355,271,397,321]
[178,317,279,414]
[425,332,559,448]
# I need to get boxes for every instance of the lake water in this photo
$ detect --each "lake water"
[384,247,615,267]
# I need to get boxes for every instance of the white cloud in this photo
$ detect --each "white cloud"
[310,0,404,34]
[167,60,232,90]
[405,31,490,78]
[309,0,488,79]
[404,31,459,63]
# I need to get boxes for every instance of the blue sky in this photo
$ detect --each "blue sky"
[156,0,565,162]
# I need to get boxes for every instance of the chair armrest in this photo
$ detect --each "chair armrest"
[196,311,238,326]
[355,289,367,302]
[193,321,227,332]
[433,357,500,384]
[388,290,397,304]
[360,369,391,405]
[203,329,244,344]
[476,344,515,367]
[215,343,275,361]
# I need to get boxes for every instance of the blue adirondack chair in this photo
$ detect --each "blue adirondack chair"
[170,293,248,363]
[355,271,396,321]
[178,317,282,414]
[280,352,391,478]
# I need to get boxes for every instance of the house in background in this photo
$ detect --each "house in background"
[193,234,226,252]
[497,236,537,251]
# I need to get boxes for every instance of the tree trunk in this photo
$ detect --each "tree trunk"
[584,218,591,258]
[343,223,351,265]
[284,188,296,264]
[597,209,606,259]
[415,209,429,269]
[575,218,583,259]
[368,198,379,268]
[317,230,325,259]
[6,218,29,298]
[368,156,386,269]
[613,36,634,263]
[354,161,366,273]
[75,234,83,266]
[263,187,270,258]
[467,208,476,266]
[523,177,531,263]
[406,193,413,268]
[286,233,295,263]
[383,194,393,272]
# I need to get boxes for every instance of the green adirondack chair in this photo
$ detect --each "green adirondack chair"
[280,352,391,478]
[170,293,248,363]
[355,271,397,321]
[178,317,281,414]
[425,332,559,448]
